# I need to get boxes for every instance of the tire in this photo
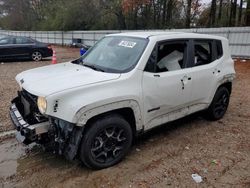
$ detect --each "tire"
[80,114,133,169]
[206,87,230,120]
[31,51,42,61]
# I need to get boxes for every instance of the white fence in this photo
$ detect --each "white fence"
[1,27,250,58]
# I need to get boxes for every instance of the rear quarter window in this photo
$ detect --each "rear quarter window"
[216,40,223,59]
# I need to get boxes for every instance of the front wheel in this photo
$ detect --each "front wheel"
[80,114,133,169]
[206,87,230,120]
[31,51,42,61]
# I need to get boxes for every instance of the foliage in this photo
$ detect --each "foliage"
[0,0,249,30]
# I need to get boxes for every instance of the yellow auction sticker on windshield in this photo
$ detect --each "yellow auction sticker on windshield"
[118,41,137,48]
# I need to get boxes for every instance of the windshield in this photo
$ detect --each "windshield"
[80,36,148,73]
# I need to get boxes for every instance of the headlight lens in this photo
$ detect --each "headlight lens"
[37,97,47,114]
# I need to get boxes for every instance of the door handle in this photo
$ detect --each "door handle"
[154,74,160,77]
[181,79,184,90]
[181,75,191,90]
[213,69,221,74]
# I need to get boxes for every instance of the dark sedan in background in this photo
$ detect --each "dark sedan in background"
[0,36,53,61]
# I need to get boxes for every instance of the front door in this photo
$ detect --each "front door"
[142,40,193,130]
[0,37,14,58]
[13,37,34,57]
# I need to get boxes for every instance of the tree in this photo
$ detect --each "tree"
[101,0,127,29]
[209,0,217,27]
[0,0,248,30]
[218,0,223,22]
[246,0,250,25]
[190,0,202,26]
[238,0,243,25]
[166,0,174,25]
[0,0,28,29]
[229,0,237,26]
[186,0,192,28]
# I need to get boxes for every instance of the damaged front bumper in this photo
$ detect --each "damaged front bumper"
[9,93,83,160]
[10,97,50,144]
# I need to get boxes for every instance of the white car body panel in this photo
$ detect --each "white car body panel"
[45,71,144,126]
[15,32,235,133]
[142,68,193,130]
[16,62,121,97]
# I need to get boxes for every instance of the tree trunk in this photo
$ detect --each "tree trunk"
[232,0,237,26]
[162,0,167,27]
[238,0,243,26]
[218,0,223,22]
[166,0,173,27]
[229,0,233,26]
[156,2,161,28]
[115,9,127,30]
[153,1,157,28]
[186,0,192,28]
[133,7,138,29]
[229,0,237,26]
[246,0,250,26]
[209,0,217,27]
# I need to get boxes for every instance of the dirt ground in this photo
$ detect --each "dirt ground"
[0,47,250,187]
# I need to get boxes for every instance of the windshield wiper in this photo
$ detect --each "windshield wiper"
[83,63,105,72]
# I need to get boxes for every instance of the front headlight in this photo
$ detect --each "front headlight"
[37,97,47,114]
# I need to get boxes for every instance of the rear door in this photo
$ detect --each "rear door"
[188,39,222,106]
[142,40,193,130]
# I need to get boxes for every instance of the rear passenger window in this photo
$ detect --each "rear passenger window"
[194,40,213,66]
[216,40,223,59]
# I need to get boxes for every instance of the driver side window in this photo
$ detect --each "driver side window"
[145,41,188,73]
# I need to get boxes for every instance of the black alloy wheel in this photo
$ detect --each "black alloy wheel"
[207,87,230,120]
[80,114,132,169]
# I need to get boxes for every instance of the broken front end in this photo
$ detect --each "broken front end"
[9,90,83,160]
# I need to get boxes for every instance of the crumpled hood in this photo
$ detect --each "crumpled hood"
[16,62,121,97]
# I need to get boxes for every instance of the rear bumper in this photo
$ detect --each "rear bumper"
[9,98,49,144]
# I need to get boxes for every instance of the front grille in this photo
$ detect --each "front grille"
[19,90,47,124]
[21,89,37,104]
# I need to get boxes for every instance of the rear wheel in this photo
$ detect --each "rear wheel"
[31,51,42,61]
[80,114,133,169]
[206,87,230,120]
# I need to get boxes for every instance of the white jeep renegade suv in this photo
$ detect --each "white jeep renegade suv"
[10,32,235,169]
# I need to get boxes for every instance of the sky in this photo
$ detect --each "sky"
[202,0,211,4]
[202,0,247,5]
[201,0,247,8]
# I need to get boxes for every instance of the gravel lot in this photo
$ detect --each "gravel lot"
[0,47,249,187]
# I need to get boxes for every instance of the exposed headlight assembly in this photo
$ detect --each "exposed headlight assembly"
[37,97,47,114]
